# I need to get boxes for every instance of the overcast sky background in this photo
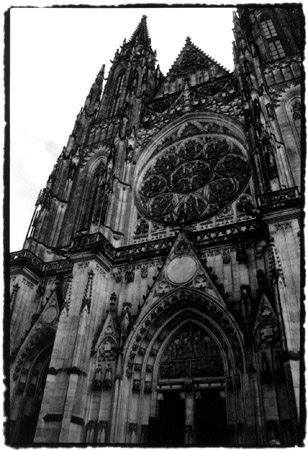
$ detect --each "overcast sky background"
[10,3,302,252]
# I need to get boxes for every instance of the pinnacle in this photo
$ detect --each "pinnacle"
[127,15,152,49]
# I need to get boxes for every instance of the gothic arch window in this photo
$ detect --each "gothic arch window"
[11,345,52,445]
[109,71,125,116]
[132,70,139,91]
[275,89,301,190]
[268,40,285,59]
[260,17,277,39]
[260,15,285,60]
[291,101,301,139]
[285,96,302,152]
[114,71,125,95]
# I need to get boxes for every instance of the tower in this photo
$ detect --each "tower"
[9,7,304,445]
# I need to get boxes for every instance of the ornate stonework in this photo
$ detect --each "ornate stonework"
[159,324,224,378]
[136,133,249,225]
[9,8,303,447]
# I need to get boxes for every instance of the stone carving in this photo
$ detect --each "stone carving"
[66,219,261,264]
[175,240,189,255]
[22,278,34,289]
[159,324,223,378]
[135,218,149,235]
[10,283,20,316]
[274,221,292,232]
[144,381,152,392]
[109,292,117,313]
[193,274,208,288]
[103,367,112,389]
[256,269,268,293]
[113,269,122,282]
[222,249,231,264]
[93,367,103,389]
[156,281,170,294]
[140,264,148,278]
[132,379,141,391]
[80,270,95,313]
[137,135,249,225]
[98,338,117,362]
[240,285,251,331]
[120,303,132,344]
[259,322,278,343]
[36,280,46,299]
[62,276,73,315]
[36,187,52,210]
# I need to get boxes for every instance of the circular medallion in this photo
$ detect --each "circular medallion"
[42,306,57,324]
[167,256,197,284]
[136,134,249,225]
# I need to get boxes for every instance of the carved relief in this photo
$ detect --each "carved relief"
[135,218,149,236]
[22,278,34,289]
[156,281,170,294]
[193,274,208,289]
[159,324,224,378]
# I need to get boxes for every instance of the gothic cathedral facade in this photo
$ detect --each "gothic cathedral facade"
[9,7,304,446]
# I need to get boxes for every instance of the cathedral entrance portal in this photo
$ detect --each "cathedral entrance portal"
[148,322,228,445]
[151,386,228,445]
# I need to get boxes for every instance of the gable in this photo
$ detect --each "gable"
[167,37,229,79]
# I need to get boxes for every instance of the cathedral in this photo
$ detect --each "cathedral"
[9,6,304,446]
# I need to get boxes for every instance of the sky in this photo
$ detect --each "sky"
[10,2,302,252]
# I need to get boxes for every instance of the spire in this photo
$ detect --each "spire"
[127,15,152,49]
[167,37,229,78]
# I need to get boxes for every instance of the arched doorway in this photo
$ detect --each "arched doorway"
[149,322,228,445]
[10,344,53,445]
[121,289,245,446]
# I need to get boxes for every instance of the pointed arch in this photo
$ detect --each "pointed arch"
[109,70,126,117]
[112,288,247,443]
[10,336,54,444]
[76,147,113,233]
[275,85,301,189]
[124,289,245,382]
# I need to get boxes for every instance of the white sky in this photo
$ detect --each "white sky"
[9,2,305,252]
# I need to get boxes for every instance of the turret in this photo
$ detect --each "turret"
[23,16,161,256]
[97,15,160,133]
[233,6,303,194]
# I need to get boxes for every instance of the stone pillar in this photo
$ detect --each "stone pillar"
[184,390,194,444]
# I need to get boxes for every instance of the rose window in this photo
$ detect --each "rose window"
[136,135,250,225]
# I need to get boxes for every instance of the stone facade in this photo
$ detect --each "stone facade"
[9,7,304,446]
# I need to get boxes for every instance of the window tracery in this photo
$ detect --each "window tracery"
[261,18,277,39]
[136,134,249,225]
[268,40,285,59]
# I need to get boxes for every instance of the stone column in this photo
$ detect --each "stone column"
[184,390,194,444]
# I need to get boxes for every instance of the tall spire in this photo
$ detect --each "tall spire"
[127,15,152,49]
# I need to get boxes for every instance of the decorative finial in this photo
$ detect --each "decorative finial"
[186,36,191,44]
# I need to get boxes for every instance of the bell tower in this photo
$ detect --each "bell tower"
[23,15,162,257]
[9,7,303,446]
